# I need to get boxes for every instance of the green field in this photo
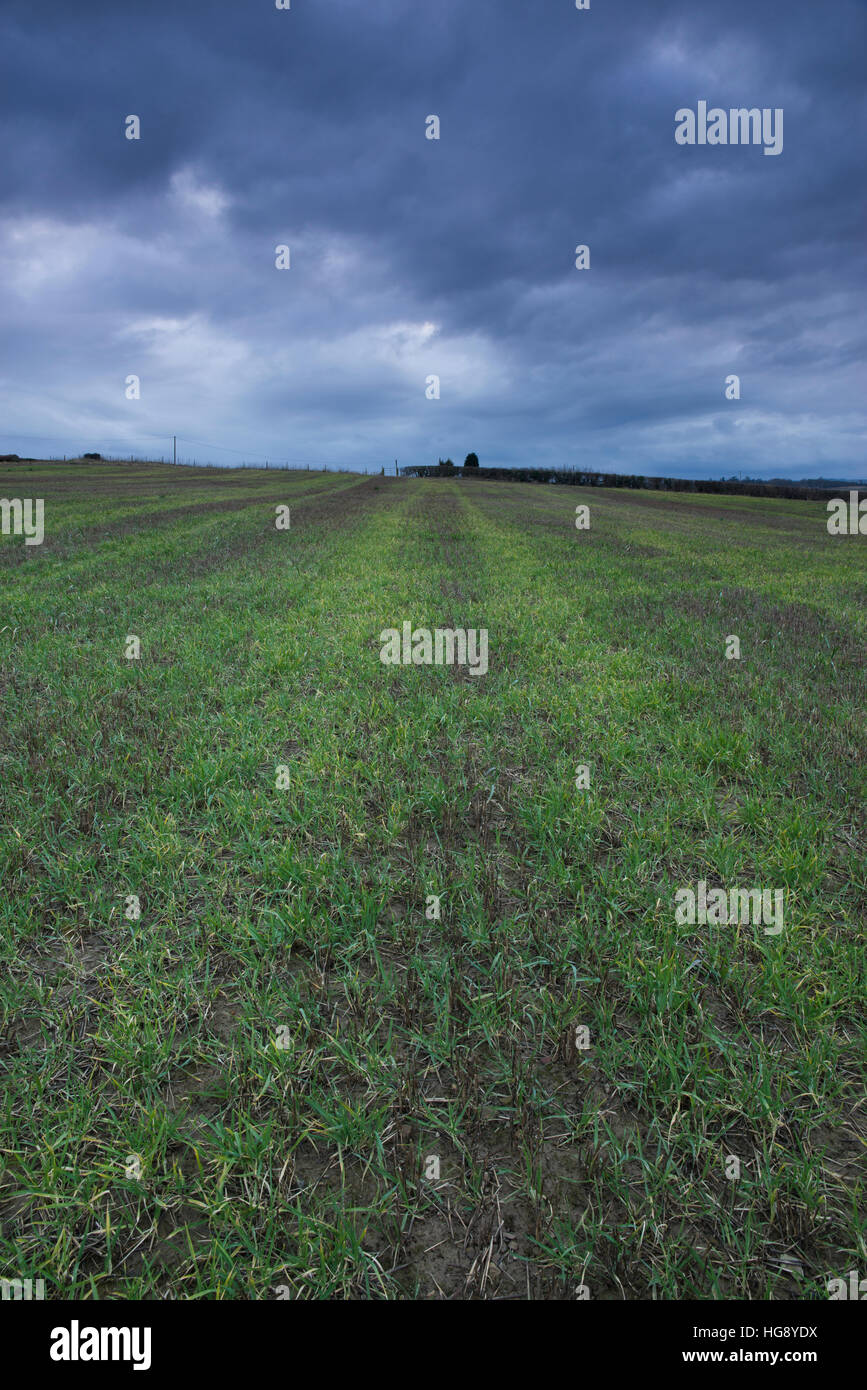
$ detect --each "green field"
[1,461,864,1300]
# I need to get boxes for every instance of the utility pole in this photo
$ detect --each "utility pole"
[395,459,398,477]
[173,435,176,466]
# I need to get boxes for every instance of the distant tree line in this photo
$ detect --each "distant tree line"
[434,453,479,474]
[400,462,858,501]
[0,451,102,462]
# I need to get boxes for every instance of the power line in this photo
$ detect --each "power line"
[1,428,396,472]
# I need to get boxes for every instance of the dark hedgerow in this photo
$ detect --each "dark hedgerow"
[400,463,857,501]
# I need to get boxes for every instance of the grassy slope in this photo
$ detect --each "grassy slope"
[0,464,864,1299]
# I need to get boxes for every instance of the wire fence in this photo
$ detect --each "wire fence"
[0,431,399,474]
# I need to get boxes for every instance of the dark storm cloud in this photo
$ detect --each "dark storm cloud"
[0,0,864,475]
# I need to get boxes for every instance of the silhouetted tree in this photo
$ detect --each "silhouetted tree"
[464,452,479,469]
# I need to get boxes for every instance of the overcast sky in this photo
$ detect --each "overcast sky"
[1,0,864,478]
